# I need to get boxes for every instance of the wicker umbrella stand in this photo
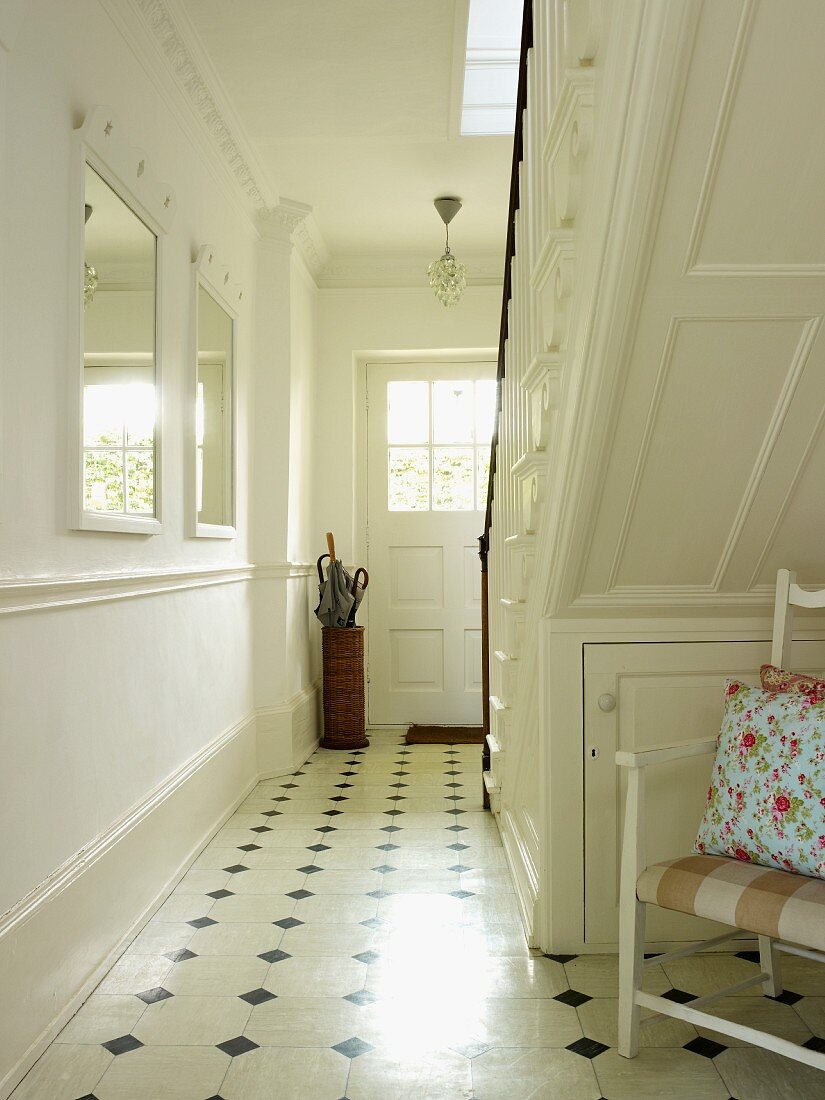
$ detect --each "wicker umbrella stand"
[320,625,369,749]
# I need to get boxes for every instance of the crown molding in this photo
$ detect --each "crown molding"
[129,0,332,277]
[317,250,504,289]
[134,0,270,209]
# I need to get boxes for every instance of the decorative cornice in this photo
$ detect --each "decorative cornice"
[135,0,268,209]
[317,250,504,289]
[132,0,331,279]
[272,198,311,233]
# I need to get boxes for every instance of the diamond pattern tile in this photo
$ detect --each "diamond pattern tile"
[239,987,277,1006]
[554,989,591,1008]
[662,988,696,1004]
[768,989,803,1005]
[136,987,173,1004]
[352,951,380,965]
[258,948,292,964]
[566,1037,609,1059]
[344,990,379,1006]
[332,1036,374,1060]
[165,948,197,963]
[684,1036,726,1059]
[24,732,784,1099]
[216,1035,259,1057]
[102,1034,143,1056]
[360,917,387,930]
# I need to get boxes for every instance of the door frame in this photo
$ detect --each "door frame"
[353,348,497,720]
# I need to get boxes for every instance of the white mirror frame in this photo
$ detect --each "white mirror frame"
[68,106,176,534]
[189,245,241,539]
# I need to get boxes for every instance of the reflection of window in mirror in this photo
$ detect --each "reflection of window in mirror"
[82,164,157,521]
[196,285,234,529]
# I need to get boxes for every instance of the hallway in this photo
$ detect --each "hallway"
[10,733,823,1100]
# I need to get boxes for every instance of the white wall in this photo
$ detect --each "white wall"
[314,284,502,561]
[0,1,317,1090]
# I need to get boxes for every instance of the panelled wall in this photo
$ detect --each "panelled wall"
[486,0,825,953]
[0,3,319,1094]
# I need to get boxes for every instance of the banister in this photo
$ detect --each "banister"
[482,0,534,541]
[478,0,533,809]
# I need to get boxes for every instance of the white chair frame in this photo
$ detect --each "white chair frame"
[617,569,825,1071]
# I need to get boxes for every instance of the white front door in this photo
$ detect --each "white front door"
[366,362,496,726]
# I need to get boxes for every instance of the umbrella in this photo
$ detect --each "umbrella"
[314,532,369,628]
[346,568,369,627]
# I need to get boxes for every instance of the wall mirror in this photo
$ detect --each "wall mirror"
[191,247,240,538]
[70,107,175,533]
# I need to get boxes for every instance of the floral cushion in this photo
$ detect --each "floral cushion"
[760,663,825,696]
[694,680,825,879]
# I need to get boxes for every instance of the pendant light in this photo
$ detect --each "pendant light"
[427,196,467,307]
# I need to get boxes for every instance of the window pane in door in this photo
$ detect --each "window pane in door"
[433,381,474,443]
[475,380,497,443]
[433,447,474,510]
[388,447,429,510]
[388,381,429,444]
[476,445,491,510]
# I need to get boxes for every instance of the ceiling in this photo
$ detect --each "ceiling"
[177,0,513,265]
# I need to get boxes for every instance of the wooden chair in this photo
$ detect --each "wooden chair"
[617,568,825,1070]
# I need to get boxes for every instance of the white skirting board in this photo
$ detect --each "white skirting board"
[257,682,321,778]
[498,806,541,950]
[0,687,320,1100]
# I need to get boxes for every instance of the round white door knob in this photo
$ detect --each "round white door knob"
[598,693,616,712]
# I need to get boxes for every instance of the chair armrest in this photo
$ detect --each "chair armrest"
[615,737,717,770]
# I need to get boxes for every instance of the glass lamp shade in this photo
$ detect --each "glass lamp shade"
[84,261,99,308]
[428,249,467,308]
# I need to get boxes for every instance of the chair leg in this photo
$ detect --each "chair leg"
[618,898,646,1058]
[758,935,783,997]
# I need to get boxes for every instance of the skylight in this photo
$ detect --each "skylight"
[460,0,523,136]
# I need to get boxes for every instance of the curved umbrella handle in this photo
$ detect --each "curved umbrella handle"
[345,568,369,627]
[317,553,330,584]
[352,567,369,593]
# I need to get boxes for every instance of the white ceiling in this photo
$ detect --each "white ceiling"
[177,0,512,264]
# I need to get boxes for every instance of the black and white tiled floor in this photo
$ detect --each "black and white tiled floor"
[12,731,825,1098]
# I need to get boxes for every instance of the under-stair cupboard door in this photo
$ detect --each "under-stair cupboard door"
[366,362,495,726]
[583,639,825,946]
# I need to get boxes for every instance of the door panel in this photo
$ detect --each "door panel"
[367,362,495,725]
[584,639,825,945]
